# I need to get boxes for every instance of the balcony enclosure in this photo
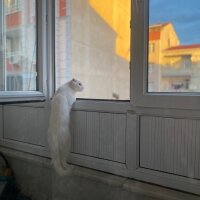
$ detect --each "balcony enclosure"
[0,0,200,199]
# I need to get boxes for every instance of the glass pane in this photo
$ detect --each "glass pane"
[0,0,37,91]
[148,0,200,93]
[55,0,130,100]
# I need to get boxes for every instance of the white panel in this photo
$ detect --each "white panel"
[0,105,3,138]
[3,106,48,147]
[140,116,149,168]
[140,116,200,179]
[71,111,87,154]
[126,113,138,171]
[113,114,126,163]
[85,112,100,157]
[99,113,126,162]
[71,111,100,157]
[195,121,200,179]
[99,113,114,160]
[71,111,126,163]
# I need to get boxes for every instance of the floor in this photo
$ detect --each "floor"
[52,166,200,200]
[2,148,199,200]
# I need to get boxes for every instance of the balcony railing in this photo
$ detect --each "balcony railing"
[161,67,192,78]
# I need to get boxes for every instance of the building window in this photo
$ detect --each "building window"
[55,0,131,100]
[149,43,155,53]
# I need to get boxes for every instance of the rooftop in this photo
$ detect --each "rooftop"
[166,44,200,51]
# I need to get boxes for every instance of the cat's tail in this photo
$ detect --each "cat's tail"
[48,128,73,176]
[52,157,73,176]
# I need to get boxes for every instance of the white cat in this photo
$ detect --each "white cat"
[48,78,84,176]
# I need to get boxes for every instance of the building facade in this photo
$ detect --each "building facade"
[149,23,200,92]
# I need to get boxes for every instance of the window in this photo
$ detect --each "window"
[149,43,155,53]
[0,0,36,91]
[148,0,200,93]
[132,0,200,109]
[0,0,46,102]
[55,0,131,100]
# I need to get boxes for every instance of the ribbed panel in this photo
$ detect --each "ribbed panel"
[3,106,47,146]
[140,116,200,179]
[113,114,126,163]
[99,113,114,160]
[71,111,100,157]
[71,111,126,163]
[0,106,3,138]
[71,111,87,155]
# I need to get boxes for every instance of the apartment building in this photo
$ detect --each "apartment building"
[148,23,200,92]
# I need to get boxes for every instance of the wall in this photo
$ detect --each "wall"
[0,103,50,156]
[71,111,126,163]
[0,105,2,138]
[140,116,200,179]
[6,151,52,200]
[1,102,200,195]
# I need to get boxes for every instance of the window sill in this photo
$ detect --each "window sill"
[133,92,200,110]
[0,91,46,104]
[72,99,131,113]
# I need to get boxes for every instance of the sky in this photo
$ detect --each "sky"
[149,0,200,45]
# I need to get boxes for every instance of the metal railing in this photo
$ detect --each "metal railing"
[161,67,192,77]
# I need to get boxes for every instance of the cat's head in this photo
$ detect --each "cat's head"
[69,78,84,92]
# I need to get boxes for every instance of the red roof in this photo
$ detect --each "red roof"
[149,23,170,41]
[149,31,160,41]
[166,44,200,51]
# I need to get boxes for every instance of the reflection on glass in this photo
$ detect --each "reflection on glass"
[148,0,200,93]
[0,0,37,91]
[55,0,130,100]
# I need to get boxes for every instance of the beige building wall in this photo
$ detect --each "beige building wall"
[148,23,179,66]
[70,0,130,100]
[148,40,160,64]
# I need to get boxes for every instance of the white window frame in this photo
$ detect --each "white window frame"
[0,0,47,103]
[132,0,200,110]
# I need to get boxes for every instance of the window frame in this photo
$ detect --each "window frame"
[53,0,132,103]
[132,0,200,110]
[0,0,47,103]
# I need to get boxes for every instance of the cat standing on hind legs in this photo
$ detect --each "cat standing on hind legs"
[48,78,84,176]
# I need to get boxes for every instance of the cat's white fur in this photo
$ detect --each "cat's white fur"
[48,79,84,176]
